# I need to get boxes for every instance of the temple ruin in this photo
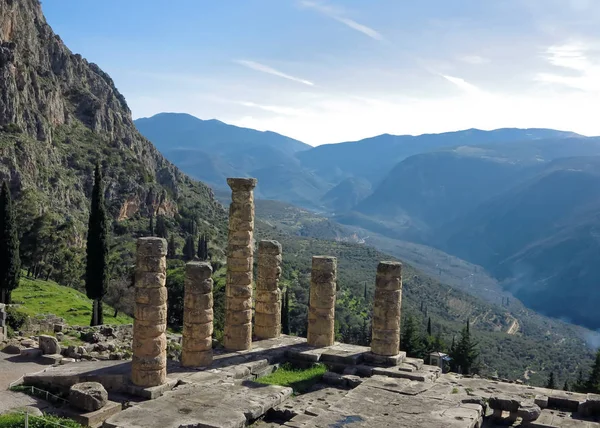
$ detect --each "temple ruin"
[6,177,599,427]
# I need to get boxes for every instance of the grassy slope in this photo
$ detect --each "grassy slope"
[11,277,132,326]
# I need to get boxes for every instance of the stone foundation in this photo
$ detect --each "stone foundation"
[181,262,214,367]
[132,237,168,387]
[307,256,337,348]
[255,240,282,340]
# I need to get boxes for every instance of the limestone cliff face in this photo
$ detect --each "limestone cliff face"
[0,0,222,228]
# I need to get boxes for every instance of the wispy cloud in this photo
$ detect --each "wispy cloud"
[441,74,485,96]
[237,101,307,116]
[535,41,600,92]
[459,55,491,65]
[234,60,315,86]
[299,1,384,41]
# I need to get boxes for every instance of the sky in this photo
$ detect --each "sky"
[42,0,600,146]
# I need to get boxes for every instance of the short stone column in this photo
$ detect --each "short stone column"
[182,262,214,367]
[307,256,337,347]
[371,261,402,356]
[224,177,257,351]
[132,237,168,387]
[255,240,282,340]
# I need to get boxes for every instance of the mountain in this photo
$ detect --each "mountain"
[297,128,581,190]
[321,177,372,213]
[349,137,600,241]
[439,156,600,328]
[0,0,227,286]
[134,113,322,204]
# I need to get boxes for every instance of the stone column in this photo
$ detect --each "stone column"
[182,262,214,367]
[371,261,402,356]
[224,177,257,351]
[132,237,168,387]
[255,240,282,340]
[307,256,337,347]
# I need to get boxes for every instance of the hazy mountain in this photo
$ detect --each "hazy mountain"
[321,177,372,213]
[296,128,581,188]
[439,156,600,328]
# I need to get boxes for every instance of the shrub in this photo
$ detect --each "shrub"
[0,412,82,427]
[6,306,28,331]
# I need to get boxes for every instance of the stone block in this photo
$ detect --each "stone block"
[227,271,253,287]
[134,304,167,323]
[226,284,253,299]
[135,287,168,305]
[131,367,167,387]
[137,237,168,257]
[181,349,213,367]
[136,255,167,273]
[38,334,61,355]
[254,323,281,340]
[69,382,108,412]
[227,256,253,272]
[184,308,214,324]
[182,336,212,352]
[184,292,213,309]
[227,309,253,325]
[135,271,167,288]
[132,354,166,371]
[133,321,167,338]
[132,334,166,358]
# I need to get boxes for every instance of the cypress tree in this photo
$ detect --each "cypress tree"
[148,215,154,236]
[363,281,367,301]
[563,380,570,391]
[155,215,168,239]
[450,320,479,374]
[183,235,195,261]
[282,289,290,335]
[0,181,20,304]
[574,369,586,393]
[401,315,424,358]
[197,234,209,261]
[167,234,176,259]
[547,372,556,390]
[587,350,600,393]
[85,164,109,326]
[427,317,432,336]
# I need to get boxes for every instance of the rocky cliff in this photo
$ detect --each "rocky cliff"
[0,0,226,286]
[0,0,225,224]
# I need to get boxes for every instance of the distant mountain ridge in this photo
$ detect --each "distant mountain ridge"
[137,112,600,330]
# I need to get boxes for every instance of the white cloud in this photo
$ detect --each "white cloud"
[535,41,600,92]
[299,1,384,41]
[234,60,315,86]
[441,75,486,96]
[459,55,491,65]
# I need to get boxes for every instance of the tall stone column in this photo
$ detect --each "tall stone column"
[132,237,168,387]
[224,177,257,351]
[182,262,214,367]
[371,261,402,356]
[307,256,337,347]
[255,240,282,340]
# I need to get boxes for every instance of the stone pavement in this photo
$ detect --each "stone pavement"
[6,335,600,427]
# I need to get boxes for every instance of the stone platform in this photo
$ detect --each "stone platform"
[8,336,600,427]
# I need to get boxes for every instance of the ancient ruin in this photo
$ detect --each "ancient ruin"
[3,177,600,427]
[181,262,213,367]
[224,177,257,351]
[307,256,337,347]
[371,261,402,356]
[131,237,168,387]
[254,240,283,340]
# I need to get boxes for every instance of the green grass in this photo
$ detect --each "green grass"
[255,363,327,394]
[11,276,132,326]
[0,412,82,428]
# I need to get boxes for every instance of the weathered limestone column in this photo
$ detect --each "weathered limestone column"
[132,237,168,387]
[371,261,402,356]
[224,177,257,351]
[255,240,282,340]
[182,262,213,367]
[307,256,337,347]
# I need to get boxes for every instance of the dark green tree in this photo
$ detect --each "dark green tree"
[546,371,556,390]
[148,215,154,236]
[574,369,586,393]
[85,164,109,326]
[587,350,600,393]
[449,320,479,374]
[282,289,290,335]
[427,317,432,336]
[182,235,195,261]
[167,234,176,259]
[197,234,209,261]
[432,332,446,352]
[155,215,168,239]
[0,181,20,304]
[563,380,570,391]
[363,281,367,300]
[401,315,424,358]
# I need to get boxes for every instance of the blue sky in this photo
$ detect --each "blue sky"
[43,0,600,145]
